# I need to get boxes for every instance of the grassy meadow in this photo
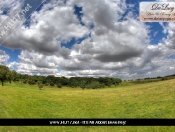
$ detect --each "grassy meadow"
[0,79,175,132]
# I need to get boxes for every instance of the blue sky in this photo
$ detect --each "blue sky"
[0,0,175,79]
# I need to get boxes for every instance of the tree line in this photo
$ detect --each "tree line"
[0,65,122,89]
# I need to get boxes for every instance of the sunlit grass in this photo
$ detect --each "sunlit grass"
[0,79,175,131]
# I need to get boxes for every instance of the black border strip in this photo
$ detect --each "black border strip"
[0,119,175,126]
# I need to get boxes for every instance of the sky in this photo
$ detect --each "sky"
[0,0,175,80]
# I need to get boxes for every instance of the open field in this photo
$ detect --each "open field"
[0,79,175,132]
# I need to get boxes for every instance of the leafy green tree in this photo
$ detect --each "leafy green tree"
[113,78,122,86]
[50,82,54,86]
[11,70,20,82]
[23,79,27,84]
[57,83,62,88]
[38,81,43,90]
[38,76,46,85]
[86,81,101,89]
[80,80,86,90]
[100,83,105,88]
[45,83,49,86]
[103,77,112,87]
[92,81,101,89]
[21,74,29,84]
[46,75,56,85]
[68,77,79,87]
[0,65,12,86]
[60,76,69,85]
[28,76,36,85]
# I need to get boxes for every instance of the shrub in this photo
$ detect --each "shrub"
[90,81,101,89]
[23,80,27,84]
[50,82,54,86]
[45,83,49,86]
[100,83,105,88]
[80,80,86,90]
[57,83,62,88]
[38,83,43,90]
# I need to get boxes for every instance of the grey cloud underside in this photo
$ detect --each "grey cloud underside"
[76,55,92,62]
[130,63,159,75]
[94,48,143,62]
[62,65,85,71]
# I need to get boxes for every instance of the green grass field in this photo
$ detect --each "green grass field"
[0,79,175,132]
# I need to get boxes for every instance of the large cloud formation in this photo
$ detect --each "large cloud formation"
[1,0,175,79]
[0,50,9,65]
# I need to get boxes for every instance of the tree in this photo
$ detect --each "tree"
[11,70,19,82]
[60,76,68,85]
[46,75,56,85]
[80,80,86,90]
[28,76,36,85]
[92,81,101,89]
[57,83,62,88]
[103,77,112,87]
[0,65,12,86]
[50,82,54,86]
[86,81,101,89]
[38,82,43,90]
[113,78,122,86]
